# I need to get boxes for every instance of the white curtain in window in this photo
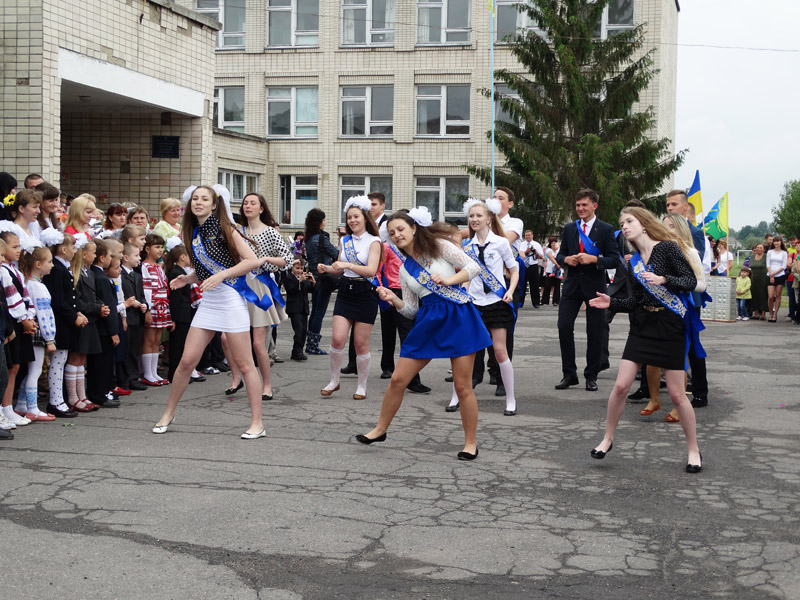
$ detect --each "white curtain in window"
[417,7,441,43]
[296,88,318,123]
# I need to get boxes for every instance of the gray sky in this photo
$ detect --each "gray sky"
[672,0,800,231]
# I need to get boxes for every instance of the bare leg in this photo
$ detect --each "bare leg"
[451,353,478,454]
[773,285,784,319]
[155,327,215,427]
[665,368,701,466]
[221,332,241,388]
[767,285,776,318]
[362,357,430,439]
[641,365,662,412]
[594,359,640,452]
[252,326,272,396]
[226,330,264,434]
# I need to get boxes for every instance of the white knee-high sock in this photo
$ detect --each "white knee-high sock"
[64,364,79,406]
[75,365,87,401]
[498,359,516,412]
[448,382,459,408]
[325,347,344,391]
[355,353,370,396]
[49,350,69,409]
[142,353,157,381]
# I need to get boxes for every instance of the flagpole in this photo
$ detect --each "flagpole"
[490,2,496,192]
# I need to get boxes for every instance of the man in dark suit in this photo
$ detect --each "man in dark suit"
[666,189,709,408]
[555,189,621,391]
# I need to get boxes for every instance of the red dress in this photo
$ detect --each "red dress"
[141,262,173,328]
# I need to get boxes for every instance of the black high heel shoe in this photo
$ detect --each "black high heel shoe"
[225,381,244,395]
[590,442,613,459]
[355,433,386,445]
[686,453,703,473]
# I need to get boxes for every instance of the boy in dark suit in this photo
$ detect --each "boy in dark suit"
[120,243,148,391]
[87,240,121,407]
[555,189,621,391]
[284,258,314,361]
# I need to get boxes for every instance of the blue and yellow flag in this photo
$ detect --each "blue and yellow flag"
[687,170,703,226]
[703,193,728,240]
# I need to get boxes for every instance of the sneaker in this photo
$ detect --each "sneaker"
[271,354,285,364]
[0,413,16,430]
[5,411,31,426]
[736,316,742,321]
[742,317,749,321]
[202,366,221,375]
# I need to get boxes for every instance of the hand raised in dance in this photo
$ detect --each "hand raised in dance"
[376,286,396,303]
[589,292,610,309]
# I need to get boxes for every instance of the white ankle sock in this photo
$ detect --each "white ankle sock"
[325,347,344,391]
[448,383,459,408]
[498,359,516,412]
[355,353,371,396]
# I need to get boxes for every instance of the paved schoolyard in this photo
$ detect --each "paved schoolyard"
[1,304,798,599]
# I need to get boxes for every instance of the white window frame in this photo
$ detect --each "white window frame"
[218,170,258,204]
[213,86,245,132]
[495,1,548,43]
[591,0,635,39]
[279,175,318,225]
[196,0,246,48]
[267,87,319,138]
[340,86,394,138]
[339,176,393,222]
[415,84,470,138]
[341,0,395,47]
[414,176,469,224]
[416,0,471,45]
[267,0,319,47]
[494,83,522,127]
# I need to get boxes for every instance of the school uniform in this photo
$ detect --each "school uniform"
[120,265,148,388]
[74,267,103,355]
[86,265,119,405]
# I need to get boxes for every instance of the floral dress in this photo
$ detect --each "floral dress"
[141,261,172,328]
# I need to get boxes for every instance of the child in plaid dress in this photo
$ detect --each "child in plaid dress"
[141,234,173,385]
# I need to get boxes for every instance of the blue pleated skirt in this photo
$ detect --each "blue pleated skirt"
[400,294,492,359]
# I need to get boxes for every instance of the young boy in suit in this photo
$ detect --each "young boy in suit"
[120,242,148,391]
[86,239,121,407]
[284,258,314,361]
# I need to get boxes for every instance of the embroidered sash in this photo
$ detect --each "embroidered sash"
[577,221,600,256]
[192,227,274,311]
[630,252,707,368]
[389,243,473,305]
[463,239,517,319]
[236,227,285,308]
[343,235,380,286]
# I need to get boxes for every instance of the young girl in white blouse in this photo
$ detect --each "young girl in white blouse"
[318,196,382,400]
[766,236,789,322]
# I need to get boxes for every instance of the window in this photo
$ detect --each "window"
[342,0,395,46]
[494,84,521,126]
[279,175,318,225]
[416,84,470,137]
[496,1,548,43]
[340,86,394,137]
[267,87,318,137]
[196,0,246,48]
[417,0,470,44]
[591,0,635,39]
[414,176,469,224]
[267,0,319,47]
[339,176,392,222]
[213,87,245,132]
[218,170,258,204]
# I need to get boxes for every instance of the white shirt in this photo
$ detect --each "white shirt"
[767,249,788,276]
[374,212,389,243]
[500,213,524,253]
[521,239,543,267]
[579,215,597,238]
[338,231,381,278]
[702,237,713,274]
[465,231,518,306]
[715,251,733,274]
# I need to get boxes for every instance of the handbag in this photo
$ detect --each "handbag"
[316,232,341,291]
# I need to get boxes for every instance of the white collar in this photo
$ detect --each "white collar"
[469,229,502,247]
[121,265,133,274]
[55,256,71,269]
[580,216,597,230]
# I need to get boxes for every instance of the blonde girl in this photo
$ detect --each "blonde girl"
[65,194,97,238]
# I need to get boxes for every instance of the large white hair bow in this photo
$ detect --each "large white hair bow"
[20,236,43,254]
[408,206,433,227]
[73,232,90,249]
[182,184,235,224]
[39,227,65,247]
[343,195,371,213]
[463,197,501,217]
[485,197,502,215]
[0,221,23,236]
[165,236,183,252]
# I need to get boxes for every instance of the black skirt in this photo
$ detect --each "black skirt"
[476,300,514,330]
[621,306,685,371]
[71,322,102,355]
[333,278,379,324]
[5,320,35,367]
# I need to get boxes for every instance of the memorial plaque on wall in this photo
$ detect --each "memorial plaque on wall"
[152,136,180,159]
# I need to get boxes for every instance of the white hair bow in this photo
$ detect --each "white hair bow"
[462,197,483,217]
[0,221,23,236]
[408,206,433,227]
[39,227,65,247]
[343,195,371,213]
[20,236,43,254]
[485,197,502,215]
[165,236,183,252]
[182,184,235,224]
[73,232,89,249]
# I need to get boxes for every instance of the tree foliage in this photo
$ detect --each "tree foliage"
[772,180,800,237]
[464,0,685,238]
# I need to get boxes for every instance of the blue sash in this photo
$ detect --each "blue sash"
[577,221,600,256]
[630,252,706,369]
[389,243,473,305]
[343,235,380,287]
[237,227,287,308]
[192,227,274,312]
[463,239,517,319]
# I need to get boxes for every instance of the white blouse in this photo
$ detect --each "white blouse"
[766,249,788,277]
[338,231,381,278]
[465,231,518,306]
[397,239,481,319]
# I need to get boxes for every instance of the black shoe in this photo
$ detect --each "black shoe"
[0,429,13,440]
[533,304,540,309]
[590,442,612,459]
[686,453,703,473]
[472,378,482,389]
[585,379,598,391]
[457,448,479,461]
[495,384,506,397]
[503,409,516,416]
[215,362,231,373]
[691,396,708,408]
[262,393,273,401]
[444,375,454,383]
[489,374,498,386]
[190,374,207,383]
[627,388,648,401]
[445,402,459,412]
[291,353,308,361]
[407,382,431,394]
[380,370,393,379]
[555,377,579,390]
[129,381,147,391]
[355,433,386,445]
[47,404,77,418]
[224,380,244,396]
[97,395,120,408]
[340,364,356,375]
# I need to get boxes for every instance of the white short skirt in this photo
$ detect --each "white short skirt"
[191,283,251,333]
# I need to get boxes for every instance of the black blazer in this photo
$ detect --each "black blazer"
[42,259,78,349]
[556,218,620,299]
[167,266,193,324]
[90,265,119,337]
[121,267,148,327]
[283,274,312,315]
[606,231,633,299]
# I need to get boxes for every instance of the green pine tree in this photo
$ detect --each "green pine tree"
[465,0,686,238]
